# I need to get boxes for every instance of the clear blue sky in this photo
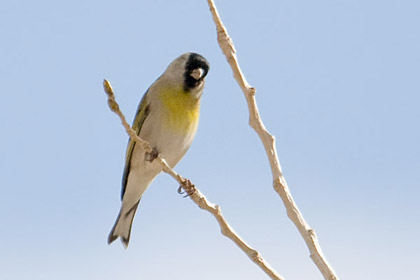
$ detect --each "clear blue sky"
[1,0,419,279]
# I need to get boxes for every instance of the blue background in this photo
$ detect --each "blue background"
[1,0,419,279]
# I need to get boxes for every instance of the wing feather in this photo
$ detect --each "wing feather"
[121,91,151,199]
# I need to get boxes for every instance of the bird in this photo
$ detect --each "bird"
[108,52,210,248]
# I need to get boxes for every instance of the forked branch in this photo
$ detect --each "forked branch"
[206,0,338,279]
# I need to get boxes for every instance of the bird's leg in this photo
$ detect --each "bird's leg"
[145,147,159,162]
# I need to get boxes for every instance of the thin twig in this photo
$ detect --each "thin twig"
[206,1,338,279]
[103,79,285,280]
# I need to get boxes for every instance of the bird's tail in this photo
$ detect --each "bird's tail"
[108,201,140,248]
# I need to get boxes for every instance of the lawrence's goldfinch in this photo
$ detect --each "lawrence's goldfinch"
[108,52,209,247]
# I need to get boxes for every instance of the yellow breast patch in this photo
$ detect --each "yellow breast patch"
[160,87,200,134]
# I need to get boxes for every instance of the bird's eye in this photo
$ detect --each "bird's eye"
[190,68,204,80]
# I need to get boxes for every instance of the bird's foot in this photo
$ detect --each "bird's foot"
[177,179,196,198]
[145,147,159,162]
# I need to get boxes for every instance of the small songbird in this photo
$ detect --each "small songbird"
[108,52,210,247]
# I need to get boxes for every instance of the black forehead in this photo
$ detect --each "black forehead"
[185,53,210,74]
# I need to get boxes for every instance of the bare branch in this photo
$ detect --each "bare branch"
[206,1,338,279]
[103,79,285,280]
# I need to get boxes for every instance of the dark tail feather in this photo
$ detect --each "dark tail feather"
[108,201,140,248]
[107,212,121,245]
